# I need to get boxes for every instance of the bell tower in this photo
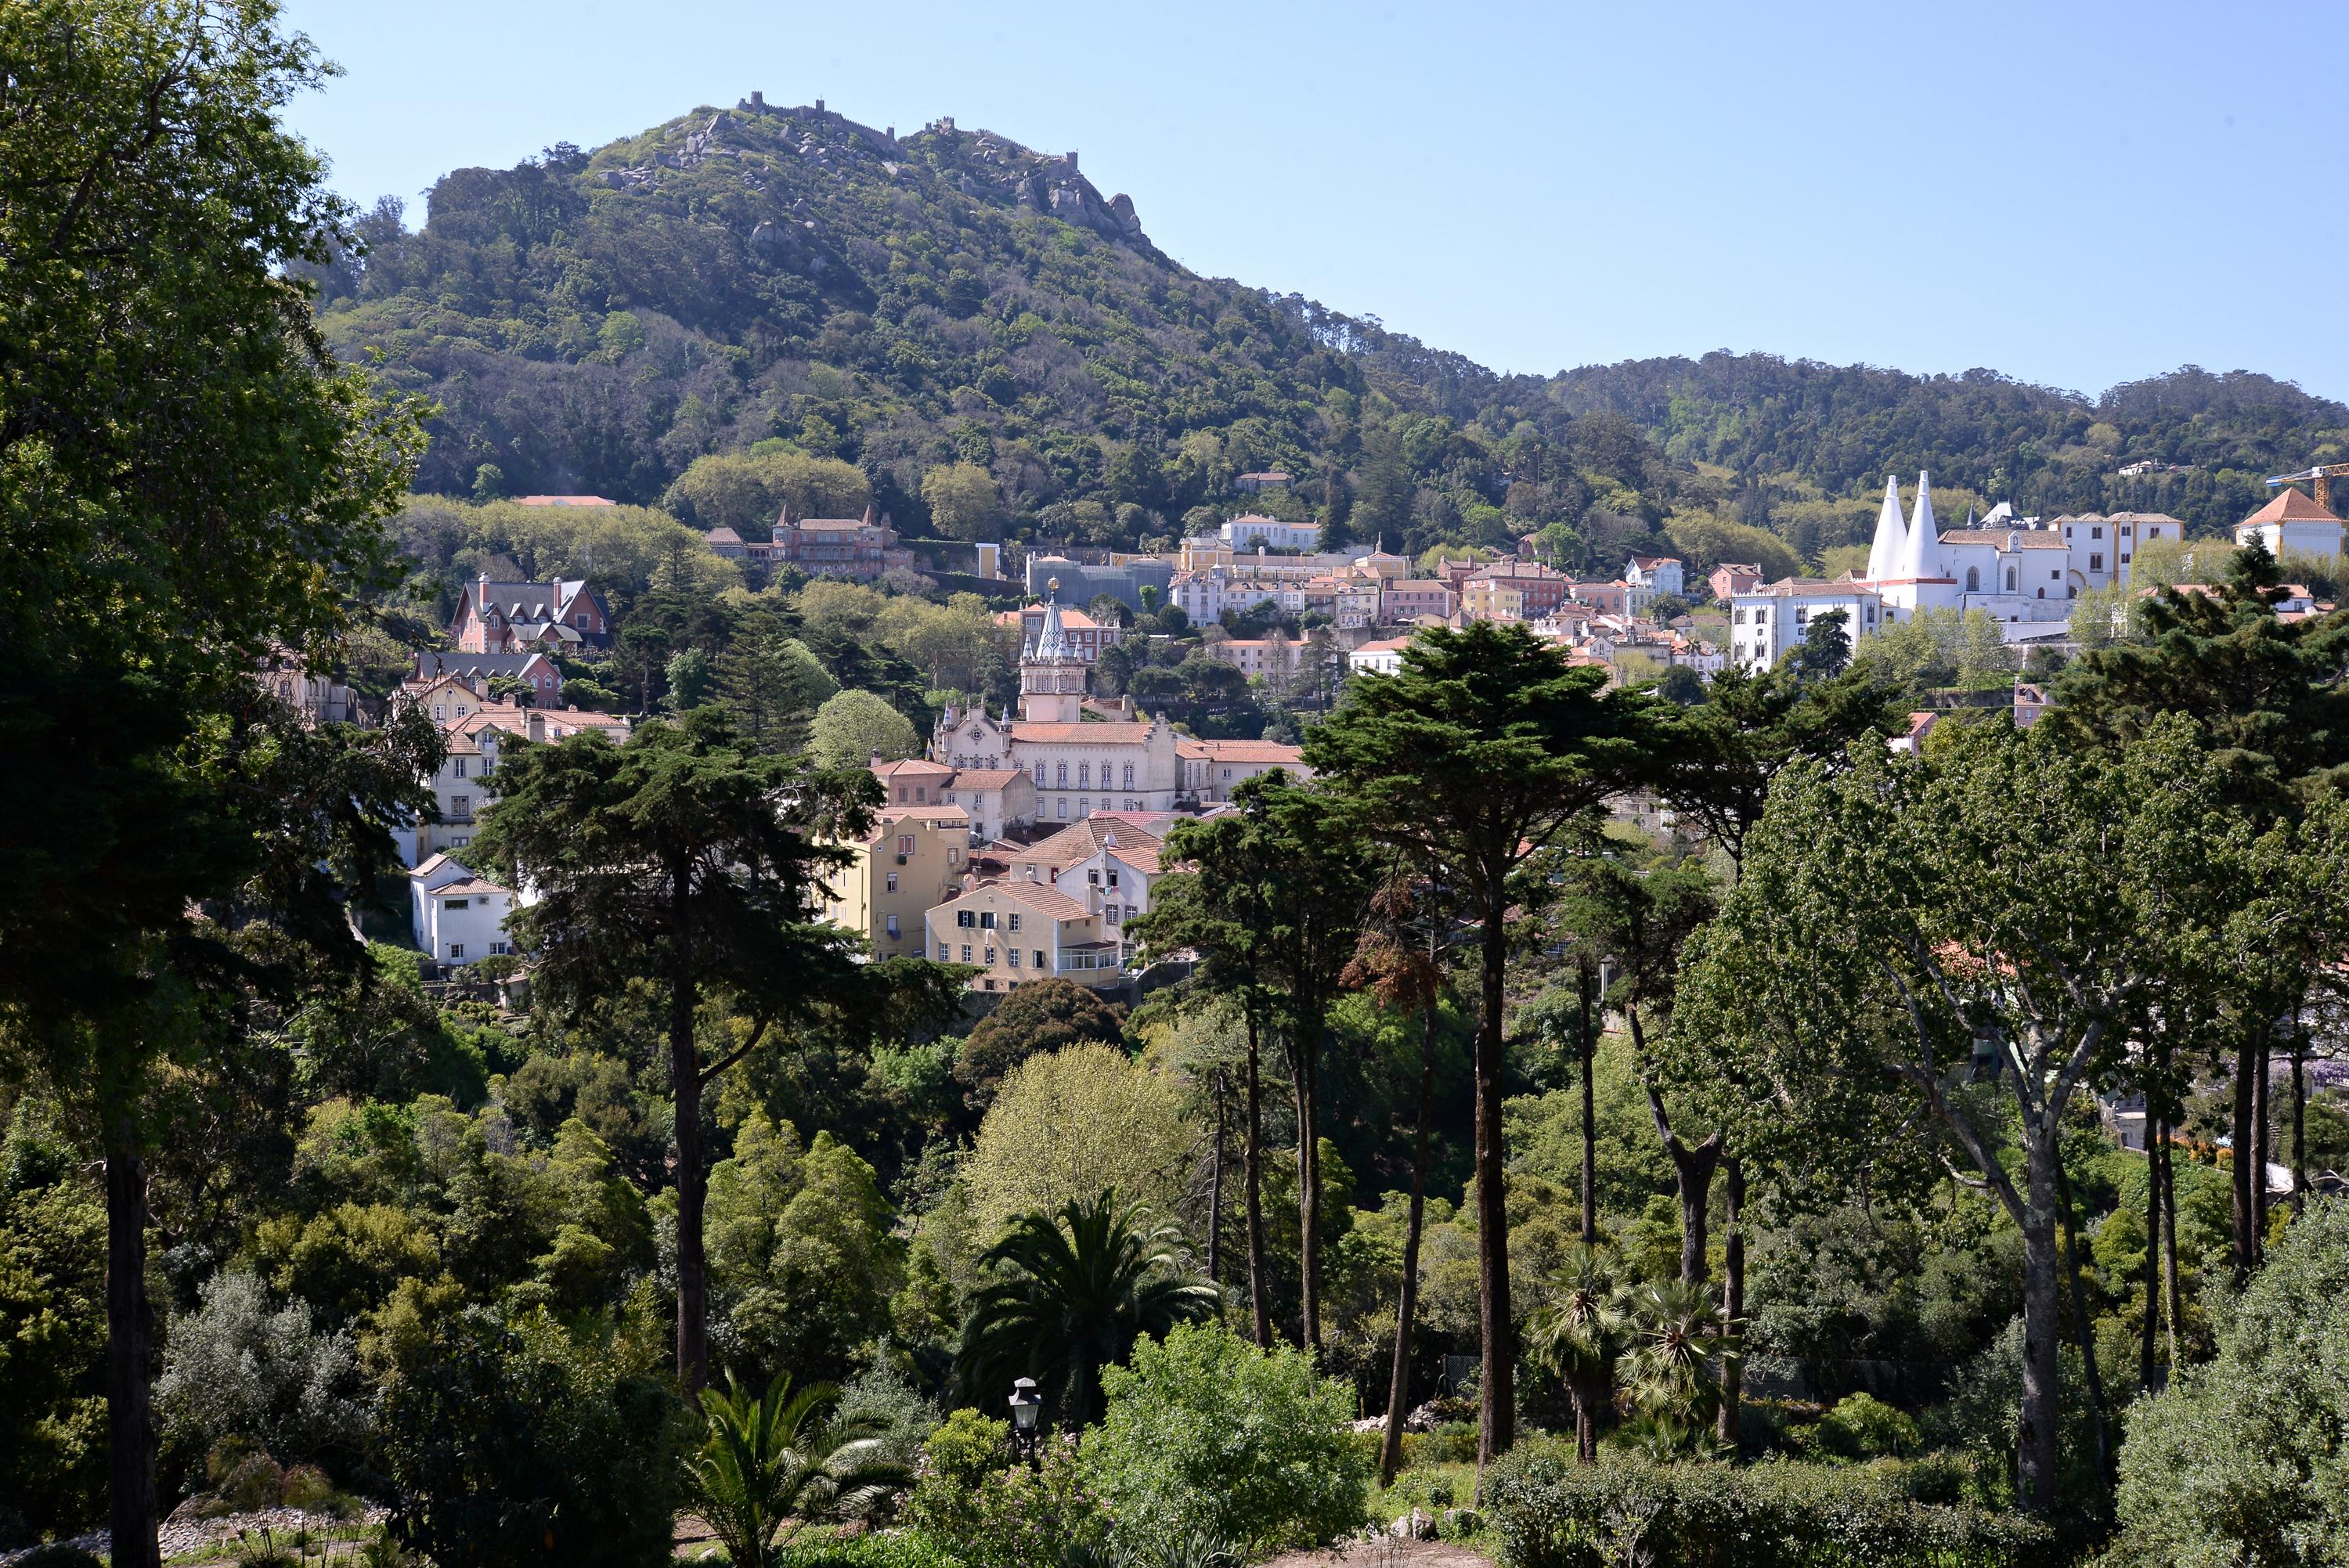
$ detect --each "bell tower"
[1019,578,1089,723]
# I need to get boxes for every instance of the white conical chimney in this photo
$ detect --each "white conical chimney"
[1864,475,1906,582]
[1897,471,1942,581]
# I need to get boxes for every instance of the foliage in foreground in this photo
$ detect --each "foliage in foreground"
[1484,1440,2051,1568]
[687,1373,909,1568]
[1084,1321,1370,1553]
[2105,1198,2349,1567]
[901,1410,1108,1568]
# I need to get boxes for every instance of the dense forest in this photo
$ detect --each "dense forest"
[308,98,2348,573]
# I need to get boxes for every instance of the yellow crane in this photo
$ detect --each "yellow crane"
[2265,463,2349,511]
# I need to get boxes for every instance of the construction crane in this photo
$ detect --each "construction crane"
[2265,464,2349,510]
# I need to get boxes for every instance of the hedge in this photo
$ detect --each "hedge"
[781,1533,965,1568]
[1485,1441,2054,1568]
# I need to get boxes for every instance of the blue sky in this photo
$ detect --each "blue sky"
[280,0,2349,402]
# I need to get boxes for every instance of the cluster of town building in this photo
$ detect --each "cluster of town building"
[358,474,2349,986]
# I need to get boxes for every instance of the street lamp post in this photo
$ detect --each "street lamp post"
[1008,1376,1042,1465]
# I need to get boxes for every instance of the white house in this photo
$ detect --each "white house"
[409,854,520,965]
[2234,487,2345,560]
[1221,514,1321,552]
[1059,834,1162,961]
[1348,637,1410,676]
[1727,580,1886,672]
[925,879,1121,993]
[1625,554,1686,605]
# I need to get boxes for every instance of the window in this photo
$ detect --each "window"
[1107,869,1120,889]
[897,834,915,856]
[885,914,900,939]
[1057,798,1068,818]
[2051,569,2061,580]
[2090,553,2104,571]
[947,846,960,865]
[452,835,470,848]
[575,614,589,628]
[1034,950,1048,969]
[980,911,997,929]
[1088,869,1101,885]
[1123,763,1134,788]
[985,948,996,965]
[2120,553,2131,565]
[886,872,899,893]
[453,757,468,778]
[2091,525,2103,539]
[491,942,510,955]
[1034,763,1046,785]
[449,943,465,959]
[937,943,951,961]
[1008,913,1022,932]
[1008,947,1021,967]
[450,795,471,818]
[2121,524,2134,537]
[1106,906,1121,925]
[1965,566,1980,592]
[445,897,469,910]
[961,944,972,962]
[957,910,976,928]
[1078,762,1090,787]
[432,705,446,721]
[1056,763,1069,787]
[2006,567,2017,592]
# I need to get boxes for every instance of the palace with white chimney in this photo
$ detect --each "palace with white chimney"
[1727,473,2182,671]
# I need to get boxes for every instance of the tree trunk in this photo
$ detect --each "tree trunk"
[1244,1005,1272,1349]
[106,1122,161,1568]
[2231,1037,2260,1279]
[2016,1131,2064,1515]
[1294,1020,1322,1351]
[1207,1072,1226,1290]
[2291,1047,2308,1220]
[672,867,708,1391]
[1578,960,1597,1246]
[2160,1127,2184,1373]
[1715,1155,1745,1452]
[2252,1037,2271,1247]
[1380,1005,1438,1484]
[2055,1159,2110,1508]
[2139,1115,2163,1391]
[1474,891,1514,1462]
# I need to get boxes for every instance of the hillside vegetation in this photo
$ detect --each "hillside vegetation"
[308,96,2349,571]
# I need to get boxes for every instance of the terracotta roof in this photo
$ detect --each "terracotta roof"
[705,526,745,544]
[1745,578,1882,598]
[1352,638,1410,654]
[879,806,971,824]
[952,769,1027,789]
[514,496,615,506]
[2243,488,2344,526]
[1009,721,1157,744]
[1936,530,2070,549]
[874,759,955,779]
[998,606,1102,630]
[410,852,464,880]
[1103,843,1163,874]
[431,878,511,899]
[1178,739,1305,765]
[1019,817,1166,867]
[942,881,1094,921]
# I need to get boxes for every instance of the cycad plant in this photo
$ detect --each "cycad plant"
[1525,1245,1630,1463]
[1618,1279,1740,1454]
[956,1189,1220,1429]
[685,1373,910,1568]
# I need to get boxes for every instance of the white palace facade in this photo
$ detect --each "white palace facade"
[1729,472,2182,671]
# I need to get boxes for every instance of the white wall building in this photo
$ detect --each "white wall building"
[409,854,521,965]
[1349,637,1410,676]
[1727,581,1886,672]
[1220,514,1321,552]
[1625,554,1686,605]
[2234,487,2346,559]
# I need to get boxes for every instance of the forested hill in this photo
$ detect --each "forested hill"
[308,95,2349,569]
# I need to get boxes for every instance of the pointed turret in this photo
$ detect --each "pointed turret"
[1896,470,1943,581]
[1864,475,1906,582]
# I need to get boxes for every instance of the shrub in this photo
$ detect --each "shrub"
[2106,1196,2349,1566]
[1482,1440,2049,1568]
[903,1415,1105,1568]
[157,1271,367,1474]
[1810,1393,1921,1462]
[1082,1321,1369,1553]
[373,1309,689,1568]
[779,1534,965,1568]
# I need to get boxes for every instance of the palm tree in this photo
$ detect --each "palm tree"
[685,1373,910,1568]
[1525,1246,1629,1464]
[955,1190,1220,1429]
[1618,1278,1740,1451]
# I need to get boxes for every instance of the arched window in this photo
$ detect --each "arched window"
[1965,566,1980,592]
[1056,762,1069,788]
[1123,762,1135,788]
[1034,762,1046,785]
[2005,567,2016,592]
[1078,762,1090,788]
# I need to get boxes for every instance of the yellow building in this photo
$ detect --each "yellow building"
[824,806,969,961]
[1460,579,1527,622]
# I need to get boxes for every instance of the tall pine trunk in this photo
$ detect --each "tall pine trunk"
[1207,1072,1226,1289]
[1578,961,1597,1245]
[1294,1021,1322,1350]
[1380,1006,1438,1484]
[106,1122,160,1568]
[2139,1116,2163,1390]
[2231,1037,2261,1279]
[1243,1005,1272,1349]
[2291,1047,2308,1220]
[2055,1161,2110,1506]
[1474,894,1514,1462]
[2017,1130,2064,1514]
[1715,1156,1745,1451]
[2252,1039,2271,1245]
[671,866,708,1390]
[2160,1128,2184,1373]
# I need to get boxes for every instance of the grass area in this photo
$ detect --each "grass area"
[1365,1460,1496,1548]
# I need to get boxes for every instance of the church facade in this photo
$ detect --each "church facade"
[930,582,1188,824]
